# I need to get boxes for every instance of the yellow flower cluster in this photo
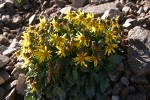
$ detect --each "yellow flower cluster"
[18,11,121,69]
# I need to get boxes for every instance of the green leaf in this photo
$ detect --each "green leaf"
[100,77,110,93]
[72,68,78,81]
[109,54,123,65]
[54,87,66,100]
[85,78,95,99]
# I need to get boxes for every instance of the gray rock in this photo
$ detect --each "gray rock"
[0,70,10,85]
[123,18,136,29]
[101,9,120,19]
[112,82,125,95]
[127,94,146,100]
[0,3,5,12]
[120,0,125,5]
[90,0,100,5]
[9,39,19,48]
[72,0,88,8]
[5,80,17,92]
[0,54,10,68]
[112,95,120,100]
[0,45,7,54]
[5,0,14,9]
[127,26,150,76]
[11,67,25,79]
[16,74,25,94]
[121,86,130,100]
[12,16,23,24]
[4,66,15,70]
[117,62,124,71]
[29,14,36,25]
[143,5,149,13]
[82,2,117,17]
[122,6,130,14]
[0,35,9,45]
[0,87,5,99]
[108,71,122,82]
[60,6,77,14]
[0,20,3,27]
[121,77,129,86]
[2,47,18,56]
[2,15,10,24]
[137,7,144,15]
[5,88,16,100]
[55,0,66,8]
[130,76,149,84]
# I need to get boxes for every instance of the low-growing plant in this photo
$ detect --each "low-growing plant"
[17,11,123,100]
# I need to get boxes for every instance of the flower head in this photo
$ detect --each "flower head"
[73,52,92,67]
[34,46,52,62]
[104,43,118,56]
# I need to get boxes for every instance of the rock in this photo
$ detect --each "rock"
[101,9,120,19]
[0,35,9,44]
[5,88,16,100]
[12,0,22,8]
[117,62,124,71]
[115,1,123,10]
[143,5,149,13]
[121,77,129,86]
[121,86,130,100]
[120,0,125,5]
[2,15,10,24]
[90,0,100,5]
[0,3,5,12]
[5,80,17,92]
[16,74,26,94]
[0,20,3,27]
[130,76,149,84]
[2,47,18,56]
[0,45,7,54]
[55,0,66,8]
[122,6,130,14]
[72,0,88,8]
[0,87,5,99]
[82,2,117,17]
[60,6,77,14]
[10,30,17,34]
[127,26,150,76]
[137,6,144,15]
[12,16,23,24]
[29,14,36,25]
[4,66,15,70]
[9,39,19,48]
[11,67,25,79]
[127,94,147,100]
[123,18,136,29]
[112,95,120,100]
[7,33,15,39]
[112,82,125,95]
[0,70,10,85]
[108,71,122,82]
[0,54,10,68]
[5,0,14,9]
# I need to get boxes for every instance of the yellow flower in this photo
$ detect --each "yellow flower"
[73,52,92,67]
[34,46,52,62]
[50,33,67,47]
[64,11,75,21]
[85,13,94,22]
[21,32,31,47]
[74,32,90,48]
[75,11,85,24]
[91,55,101,67]
[104,43,118,56]
[38,17,46,29]
[105,32,117,43]
[51,19,60,31]
[56,46,66,57]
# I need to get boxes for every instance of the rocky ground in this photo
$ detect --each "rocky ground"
[0,0,150,100]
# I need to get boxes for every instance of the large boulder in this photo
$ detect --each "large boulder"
[81,2,117,17]
[127,26,150,76]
